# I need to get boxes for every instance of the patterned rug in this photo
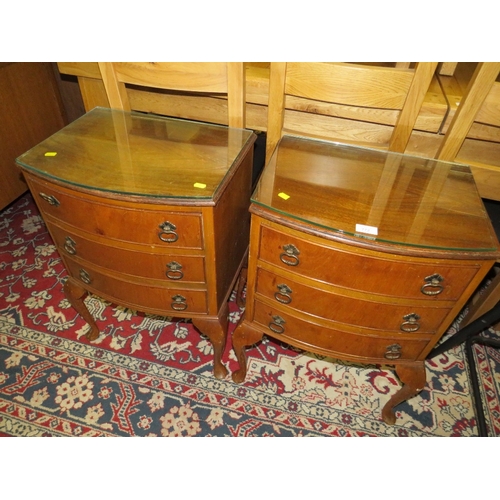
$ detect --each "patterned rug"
[1,193,500,437]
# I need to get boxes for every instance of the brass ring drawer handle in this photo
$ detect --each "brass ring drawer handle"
[384,344,402,360]
[400,313,421,332]
[166,261,184,280]
[158,221,179,243]
[279,244,300,266]
[421,273,444,296]
[274,284,292,304]
[64,236,77,255]
[171,294,188,311]
[39,192,60,207]
[79,268,92,285]
[269,315,286,334]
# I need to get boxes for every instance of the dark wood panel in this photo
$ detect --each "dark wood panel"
[0,62,66,209]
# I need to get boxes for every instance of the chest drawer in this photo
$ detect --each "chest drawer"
[258,225,480,301]
[48,222,206,284]
[64,258,208,314]
[27,176,204,249]
[252,300,429,362]
[255,267,451,334]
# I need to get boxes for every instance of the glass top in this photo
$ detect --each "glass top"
[252,136,498,251]
[16,107,255,200]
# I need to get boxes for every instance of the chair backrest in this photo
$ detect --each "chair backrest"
[265,62,438,161]
[436,62,500,162]
[97,62,246,128]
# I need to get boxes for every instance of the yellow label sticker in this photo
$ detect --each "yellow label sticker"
[193,182,207,189]
[278,192,290,200]
[44,152,57,157]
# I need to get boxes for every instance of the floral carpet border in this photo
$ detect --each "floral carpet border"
[0,318,433,437]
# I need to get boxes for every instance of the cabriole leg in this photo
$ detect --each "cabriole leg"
[192,302,229,380]
[381,361,427,425]
[63,277,100,341]
[231,318,264,384]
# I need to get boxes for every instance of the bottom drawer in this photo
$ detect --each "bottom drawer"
[65,259,208,314]
[252,300,429,362]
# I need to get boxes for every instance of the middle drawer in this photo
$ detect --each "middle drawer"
[48,222,206,284]
[255,267,451,335]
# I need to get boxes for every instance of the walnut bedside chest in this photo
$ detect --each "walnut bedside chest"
[231,136,500,424]
[16,107,256,379]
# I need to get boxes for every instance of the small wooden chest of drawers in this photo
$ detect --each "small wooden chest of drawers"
[232,136,500,424]
[16,107,256,379]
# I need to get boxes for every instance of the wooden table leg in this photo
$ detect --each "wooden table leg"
[231,318,264,384]
[192,302,229,380]
[63,277,100,341]
[381,361,427,425]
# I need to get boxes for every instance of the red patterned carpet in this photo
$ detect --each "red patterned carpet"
[1,193,500,436]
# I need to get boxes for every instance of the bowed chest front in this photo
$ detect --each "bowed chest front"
[16,107,256,379]
[232,136,500,424]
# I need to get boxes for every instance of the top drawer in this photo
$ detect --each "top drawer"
[27,176,204,249]
[258,224,481,301]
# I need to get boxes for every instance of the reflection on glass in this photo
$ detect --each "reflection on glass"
[252,136,496,251]
[16,107,255,200]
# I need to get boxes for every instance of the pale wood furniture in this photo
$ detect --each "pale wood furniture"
[56,62,449,151]
[0,62,66,210]
[57,62,110,113]
[265,62,438,161]
[437,63,500,201]
[231,136,499,424]
[58,62,500,200]
[438,62,458,76]
[97,62,246,128]
[16,107,256,379]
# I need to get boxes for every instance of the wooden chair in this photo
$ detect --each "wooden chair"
[436,62,500,200]
[265,62,438,162]
[97,62,246,128]
[435,62,500,329]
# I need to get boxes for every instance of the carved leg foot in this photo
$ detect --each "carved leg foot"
[63,277,100,341]
[231,318,264,384]
[192,303,229,380]
[382,362,427,425]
